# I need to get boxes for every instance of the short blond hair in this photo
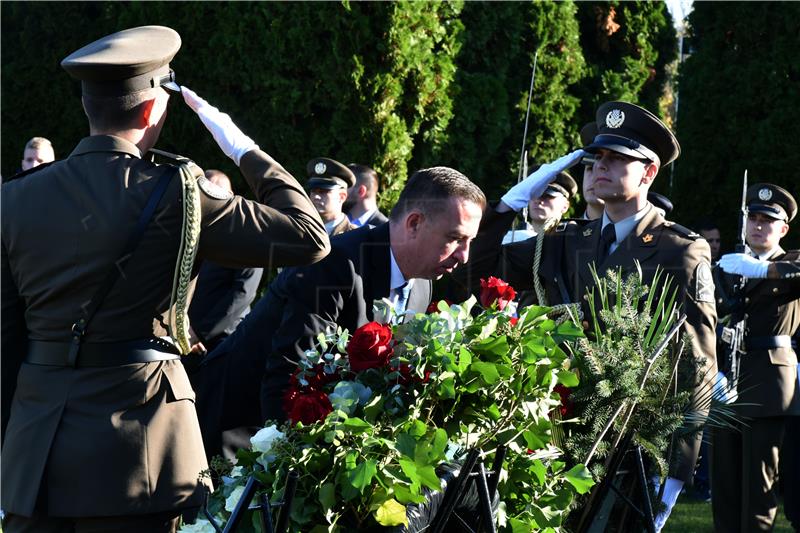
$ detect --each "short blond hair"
[25,137,53,152]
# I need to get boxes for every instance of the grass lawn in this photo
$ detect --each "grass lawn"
[663,496,794,532]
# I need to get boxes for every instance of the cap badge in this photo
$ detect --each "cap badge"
[606,109,625,128]
[642,233,654,243]
[314,162,327,175]
[758,188,773,201]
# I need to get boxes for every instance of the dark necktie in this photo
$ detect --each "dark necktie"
[599,223,617,263]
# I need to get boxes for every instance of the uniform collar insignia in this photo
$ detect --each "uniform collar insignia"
[642,233,654,243]
[583,227,593,237]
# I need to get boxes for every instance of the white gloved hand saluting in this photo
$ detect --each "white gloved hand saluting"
[500,149,586,212]
[181,86,258,166]
[718,252,770,279]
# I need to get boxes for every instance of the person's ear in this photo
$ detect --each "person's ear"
[141,98,158,127]
[358,184,368,199]
[338,189,348,204]
[780,222,789,238]
[640,162,658,186]
[405,211,424,237]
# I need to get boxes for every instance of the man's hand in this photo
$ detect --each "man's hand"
[719,252,769,279]
[499,149,585,212]
[181,86,258,166]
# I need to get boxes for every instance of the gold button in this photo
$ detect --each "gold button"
[745,297,750,303]
[773,287,779,293]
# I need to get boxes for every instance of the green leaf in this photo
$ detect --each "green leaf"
[343,417,372,432]
[393,483,426,504]
[375,498,409,527]
[530,459,547,485]
[396,433,416,458]
[470,361,500,384]
[565,464,594,494]
[510,516,537,532]
[437,376,456,398]
[398,458,420,484]
[455,346,472,372]
[472,334,508,355]
[556,370,579,387]
[318,482,336,512]
[416,464,442,491]
[348,459,378,493]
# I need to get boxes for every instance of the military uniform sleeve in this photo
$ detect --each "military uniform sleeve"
[198,149,330,268]
[670,237,718,482]
[1,239,28,437]
[773,259,800,297]
[450,206,538,302]
[260,252,356,421]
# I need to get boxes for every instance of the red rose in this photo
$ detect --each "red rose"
[426,299,453,314]
[284,388,333,425]
[553,384,574,417]
[509,317,519,326]
[480,277,516,311]
[347,322,394,372]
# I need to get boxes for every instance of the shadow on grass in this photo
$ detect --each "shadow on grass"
[663,495,793,533]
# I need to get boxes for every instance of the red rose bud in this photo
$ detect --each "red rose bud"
[479,277,516,311]
[509,317,519,326]
[426,299,453,314]
[347,322,394,372]
[285,388,333,425]
[553,384,574,417]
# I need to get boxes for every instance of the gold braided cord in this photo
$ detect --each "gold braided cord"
[168,164,202,355]
[532,215,582,325]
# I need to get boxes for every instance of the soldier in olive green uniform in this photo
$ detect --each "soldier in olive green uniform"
[306,157,358,236]
[452,101,717,529]
[1,26,329,532]
[712,184,800,532]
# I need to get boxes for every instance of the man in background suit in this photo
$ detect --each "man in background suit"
[345,163,389,228]
[194,166,485,459]
[188,170,263,354]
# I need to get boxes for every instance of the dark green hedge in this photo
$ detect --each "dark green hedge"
[2,1,678,214]
[672,1,800,249]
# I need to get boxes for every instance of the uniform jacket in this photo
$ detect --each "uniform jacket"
[451,202,718,483]
[329,215,357,236]
[0,135,329,517]
[187,261,263,350]
[193,222,431,458]
[715,249,800,418]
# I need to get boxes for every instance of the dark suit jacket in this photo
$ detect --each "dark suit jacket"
[366,209,389,227]
[715,248,800,418]
[194,222,431,458]
[188,261,263,350]
[0,135,328,516]
[451,203,717,483]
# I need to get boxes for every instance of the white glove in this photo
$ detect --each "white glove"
[181,86,258,166]
[718,252,769,278]
[500,149,586,212]
[654,477,684,532]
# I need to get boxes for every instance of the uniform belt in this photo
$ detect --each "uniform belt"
[26,338,181,367]
[745,335,796,351]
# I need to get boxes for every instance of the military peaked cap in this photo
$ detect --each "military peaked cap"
[62,26,181,97]
[530,165,577,200]
[306,157,356,190]
[747,183,797,222]
[584,101,680,167]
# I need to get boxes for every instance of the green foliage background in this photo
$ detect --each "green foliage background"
[1,1,679,211]
[671,1,800,249]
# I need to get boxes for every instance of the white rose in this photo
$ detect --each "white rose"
[250,425,285,453]
[178,518,217,533]
[230,465,244,478]
[225,485,247,512]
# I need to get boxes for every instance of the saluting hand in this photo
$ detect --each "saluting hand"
[181,86,258,166]
[499,149,585,213]
[718,252,770,279]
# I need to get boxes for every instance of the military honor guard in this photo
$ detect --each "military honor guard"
[452,101,718,529]
[1,26,329,532]
[713,183,800,532]
[502,169,578,244]
[306,157,358,236]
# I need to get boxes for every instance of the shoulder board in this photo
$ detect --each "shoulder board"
[662,220,700,239]
[148,147,195,165]
[3,160,57,184]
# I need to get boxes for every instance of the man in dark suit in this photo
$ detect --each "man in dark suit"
[345,163,389,228]
[1,26,328,532]
[451,101,717,529]
[712,183,800,532]
[187,170,263,354]
[194,166,486,459]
